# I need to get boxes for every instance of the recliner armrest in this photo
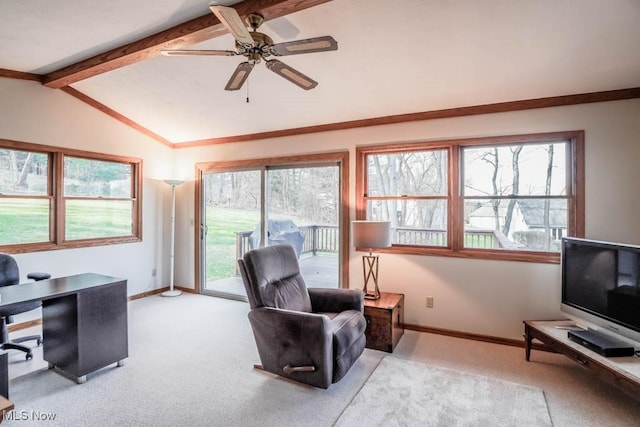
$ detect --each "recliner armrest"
[308,288,364,313]
[249,307,332,342]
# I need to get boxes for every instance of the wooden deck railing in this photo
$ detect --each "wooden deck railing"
[300,225,339,255]
[235,231,253,265]
[235,225,339,262]
[235,225,516,263]
[396,227,523,249]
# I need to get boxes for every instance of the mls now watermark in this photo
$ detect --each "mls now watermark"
[3,410,57,421]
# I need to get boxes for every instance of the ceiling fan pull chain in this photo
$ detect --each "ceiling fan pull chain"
[246,77,250,103]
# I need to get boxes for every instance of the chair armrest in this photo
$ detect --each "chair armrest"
[27,272,51,281]
[248,307,333,388]
[249,307,331,348]
[308,288,364,313]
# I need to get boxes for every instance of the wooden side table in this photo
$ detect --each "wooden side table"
[363,292,404,353]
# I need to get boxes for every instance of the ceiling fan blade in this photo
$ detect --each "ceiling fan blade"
[160,49,237,57]
[225,62,254,91]
[210,5,255,47]
[265,59,318,90]
[270,36,338,56]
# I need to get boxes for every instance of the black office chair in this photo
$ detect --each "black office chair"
[0,253,50,360]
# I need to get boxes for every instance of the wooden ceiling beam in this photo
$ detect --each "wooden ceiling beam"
[0,68,42,82]
[42,0,333,88]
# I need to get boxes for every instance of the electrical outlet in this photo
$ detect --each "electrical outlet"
[426,296,434,308]
[151,268,157,277]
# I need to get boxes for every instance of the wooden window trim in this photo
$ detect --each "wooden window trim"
[356,131,585,264]
[0,138,142,254]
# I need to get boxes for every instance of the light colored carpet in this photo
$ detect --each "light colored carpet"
[4,293,640,426]
[336,357,552,427]
[3,294,384,426]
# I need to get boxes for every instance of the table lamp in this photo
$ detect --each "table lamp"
[352,220,392,300]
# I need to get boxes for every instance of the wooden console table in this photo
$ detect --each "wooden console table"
[364,292,404,353]
[524,320,640,401]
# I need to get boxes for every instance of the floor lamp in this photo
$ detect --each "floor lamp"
[352,220,392,300]
[163,179,184,297]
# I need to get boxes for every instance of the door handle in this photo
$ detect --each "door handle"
[200,224,208,239]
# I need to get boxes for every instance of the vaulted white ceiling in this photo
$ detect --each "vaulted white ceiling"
[2,0,640,144]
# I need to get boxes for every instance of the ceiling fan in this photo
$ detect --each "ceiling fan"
[161,5,338,91]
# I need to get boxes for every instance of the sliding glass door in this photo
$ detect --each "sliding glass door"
[266,166,340,289]
[201,169,262,299]
[199,159,343,301]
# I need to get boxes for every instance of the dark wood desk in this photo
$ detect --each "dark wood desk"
[0,273,128,397]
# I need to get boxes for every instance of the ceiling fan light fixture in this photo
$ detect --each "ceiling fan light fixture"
[163,7,336,92]
[245,13,264,31]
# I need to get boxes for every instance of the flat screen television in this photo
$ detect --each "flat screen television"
[561,237,640,345]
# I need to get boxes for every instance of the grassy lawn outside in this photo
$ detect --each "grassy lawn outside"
[0,199,132,244]
[0,199,50,244]
[205,206,259,280]
[65,200,132,239]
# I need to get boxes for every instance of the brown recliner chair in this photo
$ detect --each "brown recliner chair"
[238,244,366,389]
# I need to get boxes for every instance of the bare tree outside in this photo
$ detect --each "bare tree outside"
[204,167,338,226]
[367,150,448,244]
[363,141,568,252]
[463,142,567,251]
[0,149,48,195]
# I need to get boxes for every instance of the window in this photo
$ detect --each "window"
[0,148,51,245]
[0,139,142,253]
[364,148,449,247]
[63,157,135,241]
[356,131,584,263]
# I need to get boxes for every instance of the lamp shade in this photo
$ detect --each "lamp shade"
[352,220,392,249]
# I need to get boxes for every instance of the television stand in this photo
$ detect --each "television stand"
[524,320,640,401]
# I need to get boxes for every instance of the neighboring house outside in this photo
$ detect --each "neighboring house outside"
[467,199,567,250]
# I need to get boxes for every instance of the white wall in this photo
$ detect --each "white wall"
[3,76,638,340]
[172,98,640,340]
[0,77,174,296]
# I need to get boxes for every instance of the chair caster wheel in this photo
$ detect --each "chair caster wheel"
[26,352,33,361]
